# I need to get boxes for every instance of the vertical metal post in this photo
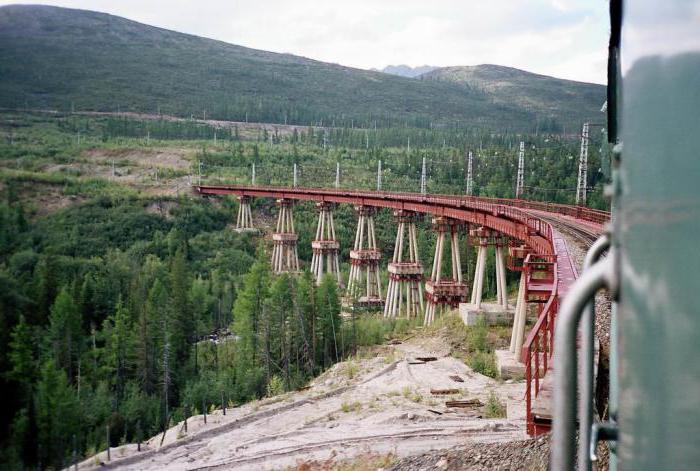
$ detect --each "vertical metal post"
[198,161,203,186]
[466,151,474,196]
[516,141,525,198]
[293,163,298,187]
[252,163,256,186]
[576,122,590,205]
[335,162,340,188]
[377,160,382,191]
[421,157,427,195]
[407,137,410,154]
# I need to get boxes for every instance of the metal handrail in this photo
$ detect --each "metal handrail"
[579,234,611,471]
[552,255,616,471]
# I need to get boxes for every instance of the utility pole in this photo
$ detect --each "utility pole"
[421,157,427,195]
[516,141,525,199]
[466,150,474,196]
[377,160,382,191]
[576,122,590,205]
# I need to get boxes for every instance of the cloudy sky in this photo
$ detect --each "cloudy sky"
[1,0,610,83]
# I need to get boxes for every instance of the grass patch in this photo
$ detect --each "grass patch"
[485,392,507,418]
[341,361,360,380]
[401,386,423,403]
[340,400,362,413]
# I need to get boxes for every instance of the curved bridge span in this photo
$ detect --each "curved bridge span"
[196,185,607,254]
[195,184,609,435]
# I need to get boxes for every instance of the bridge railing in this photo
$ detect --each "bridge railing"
[522,263,559,436]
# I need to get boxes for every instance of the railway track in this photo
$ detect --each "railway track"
[533,213,601,250]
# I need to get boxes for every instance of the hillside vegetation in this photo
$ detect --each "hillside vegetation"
[0,5,604,132]
[420,64,605,132]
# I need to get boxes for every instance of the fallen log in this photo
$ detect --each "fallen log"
[445,399,484,408]
[415,356,438,362]
[430,388,460,395]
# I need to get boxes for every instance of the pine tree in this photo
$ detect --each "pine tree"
[103,299,135,399]
[35,360,80,470]
[48,287,83,383]
[8,315,36,398]
[315,275,342,367]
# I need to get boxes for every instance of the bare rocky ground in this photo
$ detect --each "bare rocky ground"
[76,332,528,470]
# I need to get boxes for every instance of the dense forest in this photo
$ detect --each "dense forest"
[0,111,610,468]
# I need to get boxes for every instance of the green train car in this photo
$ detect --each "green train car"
[552,0,700,469]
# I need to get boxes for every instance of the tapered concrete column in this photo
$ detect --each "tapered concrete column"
[385,211,423,319]
[271,199,300,273]
[424,217,468,325]
[470,245,488,308]
[311,202,341,286]
[235,196,257,232]
[495,245,509,309]
[348,206,383,308]
[509,271,528,356]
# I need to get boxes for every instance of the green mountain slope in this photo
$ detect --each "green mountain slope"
[419,64,605,131]
[0,5,605,131]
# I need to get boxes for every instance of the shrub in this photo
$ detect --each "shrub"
[485,392,507,418]
[340,400,362,413]
[469,351,498,378]
[266,375,285,397]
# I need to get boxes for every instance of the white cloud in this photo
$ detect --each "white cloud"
[0,0,609,83]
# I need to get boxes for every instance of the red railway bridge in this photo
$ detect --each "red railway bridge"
[195,184,609,435]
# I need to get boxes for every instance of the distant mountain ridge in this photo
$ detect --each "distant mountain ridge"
[378,65,438,78]
[420,64,605,126]
[0,5,605,132]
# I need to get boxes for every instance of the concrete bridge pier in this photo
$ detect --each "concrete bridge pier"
[347,205,383,308]
[461,227,512,326]
[384,210,424,319]
[271,199,300,273]
[495,243,531,378]
[424,217,468,325]
[508,244,531,356]
[235,196,257,232]
[310,202,341,286]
